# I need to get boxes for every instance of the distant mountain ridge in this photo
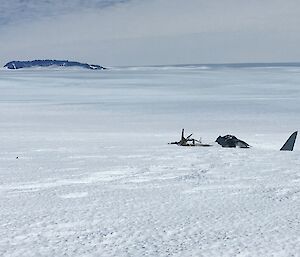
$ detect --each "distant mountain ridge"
[4,60,106,70]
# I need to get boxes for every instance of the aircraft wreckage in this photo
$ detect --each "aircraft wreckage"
[168,129,212,147]
[169,129,298,151]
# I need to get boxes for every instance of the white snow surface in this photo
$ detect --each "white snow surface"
[0,67,300,256]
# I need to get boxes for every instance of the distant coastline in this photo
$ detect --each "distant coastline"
[117,62,300,69]
[3,60,300,71]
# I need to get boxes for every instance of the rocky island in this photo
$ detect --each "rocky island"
[4,60,106,70]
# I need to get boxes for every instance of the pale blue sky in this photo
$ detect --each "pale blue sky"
[1,0,300,66]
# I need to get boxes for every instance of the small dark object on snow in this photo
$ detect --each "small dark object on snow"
[216,135,250,148]
[280,131,298,151]
[16,156,19,159]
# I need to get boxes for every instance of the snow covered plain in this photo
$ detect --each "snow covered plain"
[0,65,299,256]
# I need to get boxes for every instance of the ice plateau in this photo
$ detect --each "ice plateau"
[0,64,299,257]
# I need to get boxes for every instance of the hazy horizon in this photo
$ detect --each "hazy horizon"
[3,60,300,69]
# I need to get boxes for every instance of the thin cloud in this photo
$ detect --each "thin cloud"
[0,0,130,26]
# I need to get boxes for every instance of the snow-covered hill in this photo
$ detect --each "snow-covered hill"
[0,66,299,256]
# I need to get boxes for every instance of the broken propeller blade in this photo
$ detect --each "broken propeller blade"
[181,129,185,140]
[186,133,193,139]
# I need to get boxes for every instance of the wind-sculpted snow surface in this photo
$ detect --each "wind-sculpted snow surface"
[0,66,300,256]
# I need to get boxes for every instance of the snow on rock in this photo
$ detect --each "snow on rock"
[0,66,299,256]
[3,60,106,70]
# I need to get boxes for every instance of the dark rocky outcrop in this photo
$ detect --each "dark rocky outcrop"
[4,60,106,70]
